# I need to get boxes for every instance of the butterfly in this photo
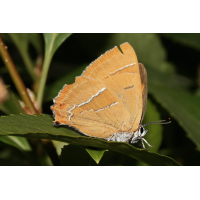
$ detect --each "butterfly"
[51,42,170,149]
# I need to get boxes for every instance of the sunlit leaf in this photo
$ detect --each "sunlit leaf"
[0,135,31,151]
[85,148,106,164]
[43,33,72,59]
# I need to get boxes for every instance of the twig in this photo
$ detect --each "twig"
[36,55,52,110]
[0,35,40,114]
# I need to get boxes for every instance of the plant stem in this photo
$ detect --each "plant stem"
[0,35,40,114]
[37,56,52,110]
[36,35,55,110]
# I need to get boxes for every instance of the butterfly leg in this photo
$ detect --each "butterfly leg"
[131,139,139,144]
[142,138,154,147]
[108,133,117,141]
[141,139,147,150]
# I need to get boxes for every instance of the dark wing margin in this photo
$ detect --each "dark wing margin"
[139,63,148,124]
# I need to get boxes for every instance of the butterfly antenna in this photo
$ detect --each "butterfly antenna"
[143,118,171,127]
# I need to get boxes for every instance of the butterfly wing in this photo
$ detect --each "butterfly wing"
[138,63,148,124]
[51,42,144,138]
[82,43,143,131]
[51,76,131,139]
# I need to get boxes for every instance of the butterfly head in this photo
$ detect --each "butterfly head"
[130,119,171,150]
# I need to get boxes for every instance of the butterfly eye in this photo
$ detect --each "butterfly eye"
[140,127,144,134]
[54,121,60,126]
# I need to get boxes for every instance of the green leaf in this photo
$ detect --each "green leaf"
[0,90,38,164]
[136,99,163,166]
[43,33,72,58]
[146,64,191,89]
[9,90,25,113]
[0,89,25,114]
[8,33,37,81]
[142,99,163,152]
[0,135,31,151]
[162,33,200,50]
[0,98,19,115]
[37,33,72,109]
[29,33,43,54]
[0,114,180,166]
[85,148,106,164]
[149,82,200,150]
[0,135,38,165]
[8,33,29,53]
[52,140,67,155]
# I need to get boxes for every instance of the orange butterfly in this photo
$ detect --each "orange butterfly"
[51,42,170,149]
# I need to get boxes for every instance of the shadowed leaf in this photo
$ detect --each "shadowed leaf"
[142,99,163,152]
[104,33,166,71]
[0,114,180,166]
[149,83,200,150]
[8,33,37,81]
[0,89,25,114]
[61,145,136,166]
[162,33,200,50]
[29,33,43,54]
[60,145,97,166]
[0,158,28,166]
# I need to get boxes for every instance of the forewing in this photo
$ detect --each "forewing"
[102,72,143,131]
[82,43,143,132]
[82,43,139,80]
[51,76,131,139]
[52,42,145,137]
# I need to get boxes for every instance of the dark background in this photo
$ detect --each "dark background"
[0,33,200,166]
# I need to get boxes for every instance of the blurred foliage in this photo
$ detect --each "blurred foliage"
[0,33,200,165]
